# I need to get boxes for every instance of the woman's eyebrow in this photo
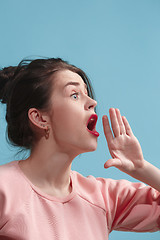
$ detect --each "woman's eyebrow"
[64,81,87,90]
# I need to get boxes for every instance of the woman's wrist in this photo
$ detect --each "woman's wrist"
[134,160,160,192]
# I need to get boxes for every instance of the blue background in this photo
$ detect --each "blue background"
[0,0,160,239]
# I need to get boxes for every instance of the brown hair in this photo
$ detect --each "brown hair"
[0,58,95,149]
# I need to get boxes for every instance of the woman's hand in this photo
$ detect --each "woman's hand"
[103,108,160,191]
[102,108,144,177]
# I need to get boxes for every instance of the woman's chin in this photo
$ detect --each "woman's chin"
[81,142,98,153]
[88,146,97,152]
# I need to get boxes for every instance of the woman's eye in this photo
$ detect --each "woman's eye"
[71,92,80,100]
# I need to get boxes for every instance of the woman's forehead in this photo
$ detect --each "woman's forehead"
[53,70,86,89]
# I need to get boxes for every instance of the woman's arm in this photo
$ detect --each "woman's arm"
[102,108,160,192]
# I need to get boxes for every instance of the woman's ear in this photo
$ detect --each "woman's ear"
[28,108,49,130]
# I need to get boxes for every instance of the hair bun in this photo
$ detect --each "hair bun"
[0,66,17,104]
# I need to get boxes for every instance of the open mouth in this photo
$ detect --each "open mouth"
[87,114,99,137]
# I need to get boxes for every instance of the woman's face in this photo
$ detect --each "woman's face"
[48,70,99,157]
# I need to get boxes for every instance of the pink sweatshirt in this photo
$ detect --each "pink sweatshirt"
[0,161,159,239]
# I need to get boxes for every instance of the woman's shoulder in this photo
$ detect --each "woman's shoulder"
[0,160,18,179]
[71,170,112,211]
[71,170,116,194]
[71,170,126,191]
[0,161,33,227]
[0,160,21,180]
[72,170,146,191]
[0,160,32,197]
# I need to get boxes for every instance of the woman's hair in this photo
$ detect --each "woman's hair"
[0,57,95,150]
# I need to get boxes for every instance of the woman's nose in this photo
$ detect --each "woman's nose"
[85,97,97,110]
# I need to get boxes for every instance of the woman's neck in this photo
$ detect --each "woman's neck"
[19,138,75,198]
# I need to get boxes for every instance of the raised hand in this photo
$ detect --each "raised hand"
[102,108,144,177]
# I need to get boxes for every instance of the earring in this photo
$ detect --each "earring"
[45,126,50,139]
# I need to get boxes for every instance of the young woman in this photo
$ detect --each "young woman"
[0,58,159,239]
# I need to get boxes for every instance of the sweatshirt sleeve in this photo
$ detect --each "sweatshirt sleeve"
[97,178,160,233]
